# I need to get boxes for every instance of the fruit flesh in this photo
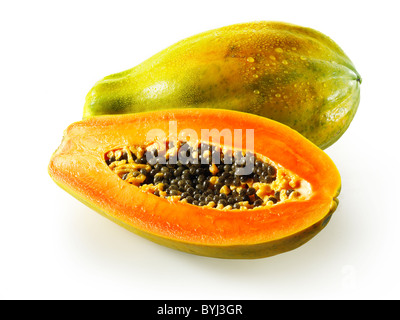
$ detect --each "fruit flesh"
[49,109,341,258]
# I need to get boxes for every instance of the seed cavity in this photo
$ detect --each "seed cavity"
[105,141,309,211]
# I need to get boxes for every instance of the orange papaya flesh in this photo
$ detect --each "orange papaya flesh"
[49,109,340,259]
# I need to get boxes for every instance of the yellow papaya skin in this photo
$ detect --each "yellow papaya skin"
[83,21,361,149]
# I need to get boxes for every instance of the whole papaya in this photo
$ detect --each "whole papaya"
[83,21,361,149]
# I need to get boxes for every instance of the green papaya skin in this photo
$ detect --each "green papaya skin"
[83,21,361,149]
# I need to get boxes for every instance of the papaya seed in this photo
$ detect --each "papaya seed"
[106,140,307,210]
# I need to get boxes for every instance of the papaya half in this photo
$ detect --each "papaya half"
[49,109,340,259]
[83,21,361,149]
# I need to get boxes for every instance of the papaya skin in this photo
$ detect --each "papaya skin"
[49,109,341,259]
[83,21,361,149]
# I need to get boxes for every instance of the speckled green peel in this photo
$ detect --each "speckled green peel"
[83,21,361,149]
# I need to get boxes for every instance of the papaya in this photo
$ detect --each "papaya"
[83,21,361,149]
[49,109,340,259]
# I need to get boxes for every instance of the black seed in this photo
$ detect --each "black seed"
[214,182,223,192]
[186,187,195,194]
[227,197,235,205]
[163,172,172,180]
[259,170,268,177]
[255,160,263,168]
[198,201,206,206]
[221,172,230,179]
[121,151,128,161]
[178,179,186,188]
[225,177,233,185]
[186,196,194,204]
[233,203,241,209]
[161,182,169,190]
[267,165,276,176]
[154,190,160,197]
[205,195,214,203]
[182,169,191,179]
[217,176,225,184]
[174,167,184,177]
[136,156,146,164]
[169,190,179,196]
[194,194,201,201]
[266,176,275,183]
[219,193,227,200]
[198,174,207,183]
[268,197,278,204]
[247,187,256,196]
[160,167,169,173]
[189,166,197,174]
[218,199,227,206]
[254,199,263,207]
[132,171,140,177]
[181,192,190,198]
[106,157,114,165]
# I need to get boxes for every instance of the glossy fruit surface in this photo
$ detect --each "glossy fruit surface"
[83,21,361,149]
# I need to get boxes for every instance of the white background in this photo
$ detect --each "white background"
[1,0,399,300]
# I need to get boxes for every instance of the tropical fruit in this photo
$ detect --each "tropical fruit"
[49,109,340,258]
[83,21,361,149]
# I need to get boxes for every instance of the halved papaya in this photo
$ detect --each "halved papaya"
[48,109,340,259]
